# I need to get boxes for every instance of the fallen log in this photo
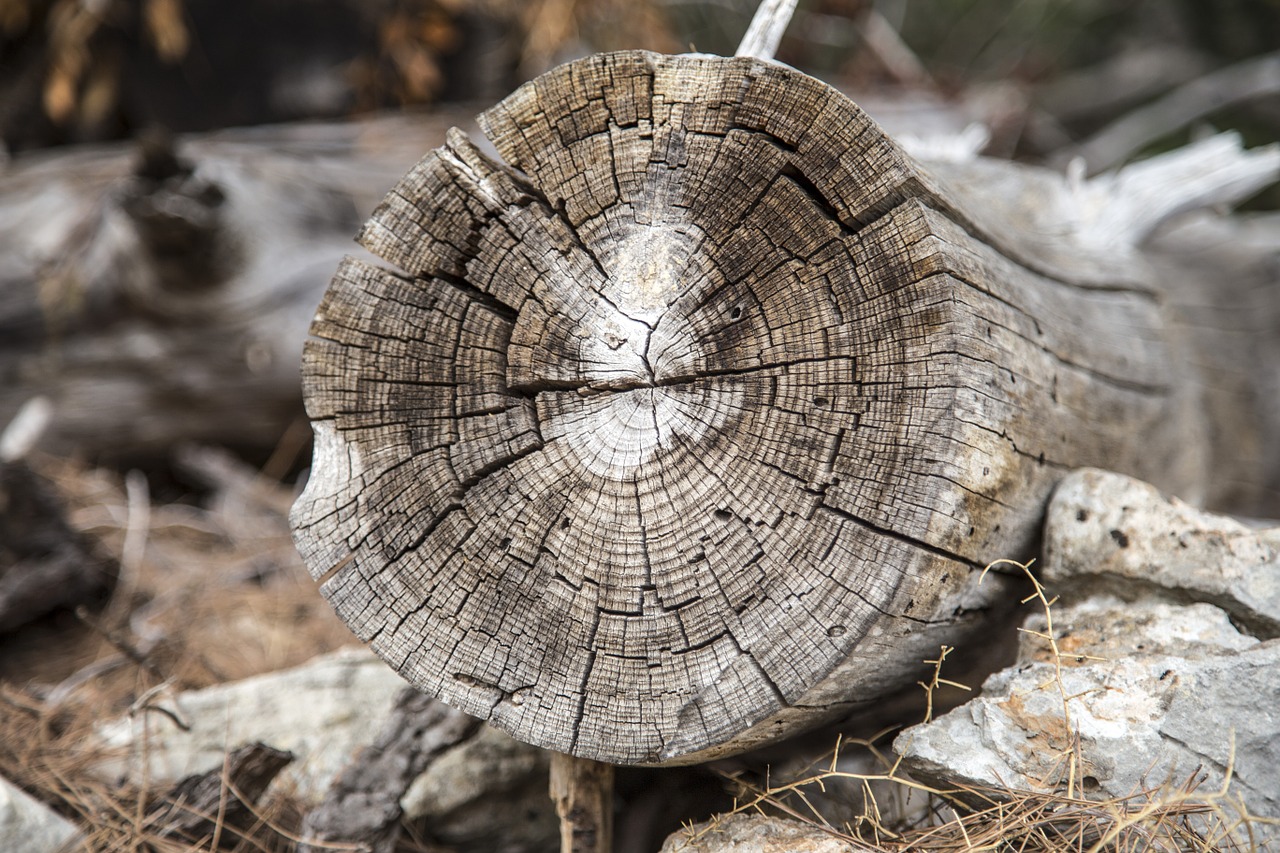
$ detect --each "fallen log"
[289,45,1280,767]
[0,110,473,459]
[0,98,981,462]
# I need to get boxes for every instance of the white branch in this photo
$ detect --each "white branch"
[1068,51,1280,174]
[736,0,799,61]
[0,396,52,462]
[1068,132,1280,250]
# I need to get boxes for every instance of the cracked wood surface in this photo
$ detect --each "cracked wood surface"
[290,51,1273,765]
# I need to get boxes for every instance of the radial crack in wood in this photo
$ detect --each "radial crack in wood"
[290,51,1277,765]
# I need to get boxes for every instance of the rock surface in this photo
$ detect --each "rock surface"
[895,469,1280,819]
[0,774,82,853]
[1044,469,1280,635]
[897,597,1279,810]
[96,647,409,797]
[662,813,852,852]
[402,724,557,851]
[94,647,556,847]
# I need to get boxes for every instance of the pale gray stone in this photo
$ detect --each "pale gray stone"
[895,595,1280,818]
[0,775,81,853]
[1044,468,1280,636]
[96,647,408,798]
[402,724,545,818]
[401,724,557,852]
[662,813,853,852]
[897,471,1280,821]
[94,647,555,847]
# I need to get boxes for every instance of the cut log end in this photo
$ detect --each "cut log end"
[291,51,990,764]
[290,50,1276,765]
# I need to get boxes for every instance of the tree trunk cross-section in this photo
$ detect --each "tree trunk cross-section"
[291,51,1274,765]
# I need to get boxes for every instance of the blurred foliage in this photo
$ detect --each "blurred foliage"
[518,0,682,77]
[0,0,519,150]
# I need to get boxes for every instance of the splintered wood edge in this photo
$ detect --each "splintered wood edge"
[290,50,1194,765]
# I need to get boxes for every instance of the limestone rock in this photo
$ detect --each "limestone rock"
[401,725,557,852]
[0,774,82,853]
[897,469,1280,820]
[895,595,1280,817]
[96,647,408,798]
[662,813,852,852]
[95,647,554,845]
[1044,468,1280,636]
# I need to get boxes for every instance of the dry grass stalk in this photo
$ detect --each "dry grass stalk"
[4,457,1273,851]
[0,451,362,851]
[918,645,970,725]
[678,559,1273,853]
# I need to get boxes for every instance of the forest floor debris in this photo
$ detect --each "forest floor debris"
[1,455,1276,851]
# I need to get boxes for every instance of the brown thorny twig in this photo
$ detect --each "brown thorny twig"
[671,559,1275,853]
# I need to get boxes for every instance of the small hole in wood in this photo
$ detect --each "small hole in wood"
[499,537,511,549]
[560,517,571,530]
[713,509,732,521]
[812,396,830,407]
[827,625,845,638]
[730,306,742,320]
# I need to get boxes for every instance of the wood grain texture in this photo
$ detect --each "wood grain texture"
[550,752,614,853]
[291,51,1273,765]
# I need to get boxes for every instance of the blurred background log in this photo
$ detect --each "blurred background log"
[0,458,115,633]
[0,111,472,461]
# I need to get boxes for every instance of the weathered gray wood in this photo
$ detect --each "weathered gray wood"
[290,50,1280,766]
[550,753,613,853]
[1145,210,1280,511]
[146,743,293,844]
[0,110,473,458]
